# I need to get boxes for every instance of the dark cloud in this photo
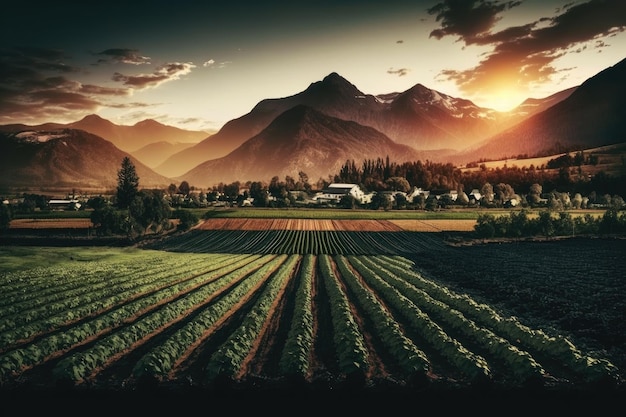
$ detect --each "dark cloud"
[112,62,195,89]
[428,1,522,41]
[95,48,151,65]
[0,47,132,124]
[429,0,626,95]
[387,67,410,77]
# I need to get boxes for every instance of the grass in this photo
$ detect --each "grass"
[7,206,609,227]
[0,246,142,273]
[201,207,482,220]
[200,207,608,220]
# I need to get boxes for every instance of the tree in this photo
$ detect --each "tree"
[90,205,127,236]
[528,183,543,207]
[178,180,190,196]
[480,182,494,206]
[173,209,199,231]
[249,181,269,207]
[385,177,410,193]
[339,194,357,209]
[370,192,391,211]
[0,203,12,232]
[116,157,139,209]
[129,190,172,235]
[457,191,469,206]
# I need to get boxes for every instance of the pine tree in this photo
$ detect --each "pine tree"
[116,157,139,209]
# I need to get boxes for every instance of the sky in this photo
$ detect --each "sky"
[1,0,625,133]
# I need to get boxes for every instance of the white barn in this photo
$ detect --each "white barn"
[314,183,369,204]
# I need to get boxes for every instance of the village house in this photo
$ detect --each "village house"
[48,199,81,211]
[313,183,370,205]
[406,187,430,203]
[468,189,482,204]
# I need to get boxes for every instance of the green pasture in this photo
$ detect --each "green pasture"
[0,246,143,273]
[199,207,607,220]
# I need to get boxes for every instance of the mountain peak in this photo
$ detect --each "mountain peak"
[307,72,364,97]
[78,114,110,124]
[133,119,165,128]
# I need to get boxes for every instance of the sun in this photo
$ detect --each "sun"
[481,89,528,112]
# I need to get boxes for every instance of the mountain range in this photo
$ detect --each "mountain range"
[0,57,624,192]
[0,115,209,153]
[154,72,539,178]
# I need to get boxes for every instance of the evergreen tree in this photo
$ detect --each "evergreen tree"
[116,157,139,209]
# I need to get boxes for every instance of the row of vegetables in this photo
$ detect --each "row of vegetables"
[0,251,619,388]
[146,229,448,255]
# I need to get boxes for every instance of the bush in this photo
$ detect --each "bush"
[173,209,199,231]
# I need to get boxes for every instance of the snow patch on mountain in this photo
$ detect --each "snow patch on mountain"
[14,131,69,143]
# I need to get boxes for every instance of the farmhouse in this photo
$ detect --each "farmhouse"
[468,189,482,204]
[406,187,430,203]
[314,183,370,205]
[48,199,81,211]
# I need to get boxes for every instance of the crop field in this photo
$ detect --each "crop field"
[9,218,93,229]
[1,223,624,409]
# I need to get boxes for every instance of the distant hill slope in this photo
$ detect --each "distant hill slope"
[0,129,173,191]
[177,105,427,188]
[131,141,197,169]
[457,57,626,163]
[0,115,209,154]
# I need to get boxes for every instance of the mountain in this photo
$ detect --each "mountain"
[177,105,428,188]
[508,86,578,119]
[156,73,511,178]
[0,129,173,191]
[378,84,506,150]
[155,73,382,177]
[0,115,209,154]
[457,57,626,163]
[131,141,197,169]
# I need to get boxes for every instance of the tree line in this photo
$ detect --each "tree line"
[473,209,626,239]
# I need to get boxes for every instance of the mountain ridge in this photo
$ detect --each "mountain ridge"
[456,57,626,163]
[0,115,209,154]
[177,105,429,188]
[0,128,173,192]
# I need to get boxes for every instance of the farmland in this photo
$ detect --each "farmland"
[0,167,623,407]
[0,217,624,410]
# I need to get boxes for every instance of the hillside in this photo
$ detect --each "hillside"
[0,115,209,154]
[457,58,626,163]
[0,129,173,192]
[131,141,197,168]
[177,105,427,188]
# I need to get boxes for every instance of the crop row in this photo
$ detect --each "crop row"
[146,229,448,255]
[0,252,619,390]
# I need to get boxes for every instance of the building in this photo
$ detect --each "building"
[313,183,369,205]
[48,199,81,210]
[406,187,430,203]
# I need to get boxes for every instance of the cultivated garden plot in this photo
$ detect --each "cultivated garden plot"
[0,235,622,396]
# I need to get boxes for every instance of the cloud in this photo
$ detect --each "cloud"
[95,48,151,65]
[428,0,522,42]
[107,102,156,109]
[202,59,230,69]
[0,47,133,124]
[387,67,410,77]
[112,62,196,89]
[428,0,626,95]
